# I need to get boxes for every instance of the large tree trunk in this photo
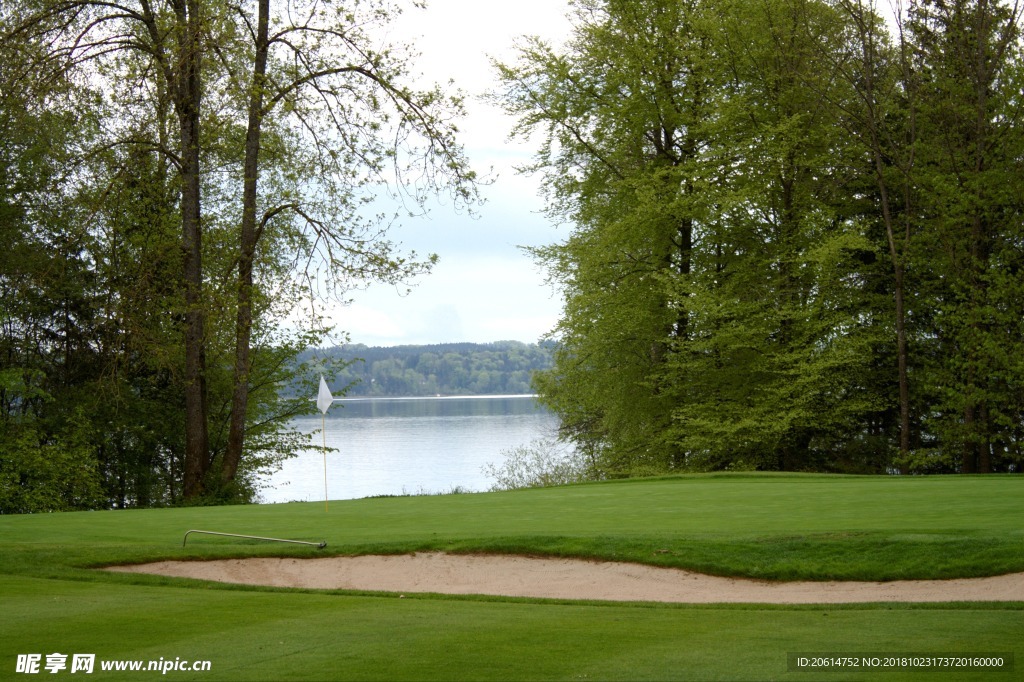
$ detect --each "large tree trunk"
[177,0,209,500]
[893,268,911,460]
[223,0,271,487]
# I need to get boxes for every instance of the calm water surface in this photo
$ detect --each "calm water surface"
[260,395,557,503]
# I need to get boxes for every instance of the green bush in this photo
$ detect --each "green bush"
[0,417,104,513]
[483,437,596,491]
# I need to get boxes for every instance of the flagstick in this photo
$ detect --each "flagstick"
[316,374,334,513]
[322,411,328,512]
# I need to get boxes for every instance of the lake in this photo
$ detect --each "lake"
[259,395,559,503]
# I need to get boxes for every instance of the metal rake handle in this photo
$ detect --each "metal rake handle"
[182,529,326,549]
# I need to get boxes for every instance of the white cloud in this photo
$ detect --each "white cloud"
[334,303,406,343]
[323,0,573,346]
[326,254,560,346]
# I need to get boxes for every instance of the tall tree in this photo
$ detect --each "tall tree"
[825,0,923,465]
[3,0,215,497]
[0,31,112,510]
[2,0,478,504]
[221,0,476,491]
[665,0,889,471]
[500,0,892,473]
[908,0,1024,472]
[173,0,210,499]
[498,0,716,473]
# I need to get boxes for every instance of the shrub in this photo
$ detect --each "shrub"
[483,437,596,491]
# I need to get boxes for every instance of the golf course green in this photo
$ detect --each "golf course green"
[1,473,1021,680]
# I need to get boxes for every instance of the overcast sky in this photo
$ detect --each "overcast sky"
[319,0,574,347]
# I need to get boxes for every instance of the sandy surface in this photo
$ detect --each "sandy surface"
[106,553,1024,604]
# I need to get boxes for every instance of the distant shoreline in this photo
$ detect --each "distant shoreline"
[297,342,553,398]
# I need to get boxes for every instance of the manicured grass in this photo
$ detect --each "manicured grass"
[4,473,1022,581]
[1,473,1022,680]
[3,573,1020,681]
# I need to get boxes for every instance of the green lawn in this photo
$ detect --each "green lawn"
[1,473,1022,680]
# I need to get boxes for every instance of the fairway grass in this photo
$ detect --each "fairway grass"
[2,473,1022,680]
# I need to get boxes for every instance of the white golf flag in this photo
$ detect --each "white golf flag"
[317,375,333,414]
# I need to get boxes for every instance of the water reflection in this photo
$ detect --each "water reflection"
[331,395,545,418]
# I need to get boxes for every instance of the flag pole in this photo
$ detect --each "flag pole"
[322,411,328,512]
[316,375,334,513]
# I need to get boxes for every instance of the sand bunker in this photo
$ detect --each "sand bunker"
[106,553,1024,604]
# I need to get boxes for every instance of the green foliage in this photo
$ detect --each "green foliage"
[0,416,104,513]
[499,0,719,472]
[498,0,1024,476]
[660,0,892,472]
[0,0,477,508]
[901,0,1024,473]
[482,436,595,491]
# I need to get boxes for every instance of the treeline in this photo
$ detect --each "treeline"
[498,0,1024,476]
[307,342,553,397]
[0,1,475,512]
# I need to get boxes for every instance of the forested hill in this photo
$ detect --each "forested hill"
[307,341,554,397]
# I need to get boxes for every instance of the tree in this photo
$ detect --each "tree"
[0,28,111,511]
[497,0,717,473]
[828,0,1024,472]
[503,0,1024,475]
[824,0,925,466]
[221,0,476,491]
[664,0,890,471]
[1,0,478,505]
[3,0,217,498]
[499,0,893,473]
[907,0,1024,472]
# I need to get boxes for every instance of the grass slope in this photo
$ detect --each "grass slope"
[1,473,1021,681]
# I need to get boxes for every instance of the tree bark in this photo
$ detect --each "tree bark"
[176,0,210,500]
[222,0,271,486]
